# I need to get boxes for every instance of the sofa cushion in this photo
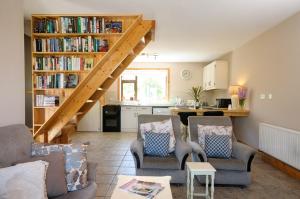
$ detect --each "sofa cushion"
[208,157,247,171]
[140,119,176,152]
[204,135,232,158]
[0,124,33,166]
[142,154,180,170]
[32,143,88,192]
[15,152,67,197]
[144,132,170,157]
[0,160,48,199]
[197,125,232,151]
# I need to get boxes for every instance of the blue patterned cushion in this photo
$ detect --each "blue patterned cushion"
[144,132,170,157]
[204,135,232,158]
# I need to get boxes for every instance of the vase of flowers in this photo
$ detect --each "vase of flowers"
[188,86,203,109]
[237,87,247,109]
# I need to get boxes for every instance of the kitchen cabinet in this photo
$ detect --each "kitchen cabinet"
[152,107,171,115]
[121,106,152,132]
[203,60,228,90]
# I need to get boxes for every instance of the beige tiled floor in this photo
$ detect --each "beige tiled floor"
[72,132,300,199]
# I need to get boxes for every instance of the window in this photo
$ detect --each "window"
[120,68,169,103]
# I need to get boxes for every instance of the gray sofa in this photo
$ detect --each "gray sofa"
[188,116,256,186]
[130,115,192,183]
[0,124,97,199]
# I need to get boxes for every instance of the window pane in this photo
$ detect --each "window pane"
[122,83,135,100]
[120,69,168,103]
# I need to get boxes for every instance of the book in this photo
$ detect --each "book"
[119,179,164,199]
[65,74,79,88]
[35,95,59,107]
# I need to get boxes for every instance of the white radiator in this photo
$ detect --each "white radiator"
[259,123,300,170]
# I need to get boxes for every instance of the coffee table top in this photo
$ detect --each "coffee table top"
[186,162,216,172]
[111,175,173,199]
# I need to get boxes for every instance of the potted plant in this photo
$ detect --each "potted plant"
[237,86,247,109]
[188,86,203,108]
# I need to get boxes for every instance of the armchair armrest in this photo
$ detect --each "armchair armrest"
[87,161,97,182]
[130,139,144,168]
[232,142,256,172]
[175,140,192,170]
[188,141,207,162]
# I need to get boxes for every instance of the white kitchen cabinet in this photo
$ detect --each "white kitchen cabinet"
[121,106,152,132]
[203,60,228,90]
[77,101,101,131]
[152,107,171,115]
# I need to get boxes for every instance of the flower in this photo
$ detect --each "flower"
[237,87,247,100]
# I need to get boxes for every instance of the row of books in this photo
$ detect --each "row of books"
[34,56,94,71]
[33,17,122,34]
[34,18,59,33]
[35,74,79,89]
[33,37,109,52]
[35,95,59,107]
[61,17,122,33]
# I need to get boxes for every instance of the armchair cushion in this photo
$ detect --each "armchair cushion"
[142,154,180,169]
[130,140,144,168]
[144,132,170,157]
[140,119,176,152]
[175,140,192,169]
[204,135,232,158]
[208,158,246,171]
[15,152,67,198]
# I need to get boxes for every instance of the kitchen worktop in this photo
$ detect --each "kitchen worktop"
[170,107,249,117]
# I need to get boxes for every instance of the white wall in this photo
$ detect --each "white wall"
[0,0,24,126]
[105,62,206,104]
[218,12,300,148]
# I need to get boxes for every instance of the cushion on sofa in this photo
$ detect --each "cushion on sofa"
[204,135,232,158]
[144,132,170,157]
[32,143,88,192]
[142,154,180,170]
[208,158,247,171]
[0,160,48,199]
[140,119,176,152]
[15,152,67,197]
[197,125,232,150]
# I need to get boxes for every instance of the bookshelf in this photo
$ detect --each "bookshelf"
[31,14,138,135]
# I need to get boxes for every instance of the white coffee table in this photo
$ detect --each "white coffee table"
[111,175,173,199]
[186,162,216,199]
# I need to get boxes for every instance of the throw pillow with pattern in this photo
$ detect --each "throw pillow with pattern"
[197,125,232,150]
[140,118,176,153]
[32,143,88,192]
[204,134,232,158]
[144,132,170,157]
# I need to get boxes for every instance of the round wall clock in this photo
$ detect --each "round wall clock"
[181,69,192,80]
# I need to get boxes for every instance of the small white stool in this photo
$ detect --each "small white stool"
[186,162,216,199]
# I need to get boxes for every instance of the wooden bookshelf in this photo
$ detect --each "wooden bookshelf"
[31,14,138,135]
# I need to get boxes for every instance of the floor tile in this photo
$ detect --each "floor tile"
[96,174,115,184]
[97,166,119,175]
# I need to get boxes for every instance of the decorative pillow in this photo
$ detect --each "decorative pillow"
[140,119,176,152]
[32,143,88,192]
[15,152,67,197]
[144,132,170,157]
[197,125,232,150]
[0,160,48,199]
[204,135,232,158]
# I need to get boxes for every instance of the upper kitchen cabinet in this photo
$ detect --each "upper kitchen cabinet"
[203,60,228,90]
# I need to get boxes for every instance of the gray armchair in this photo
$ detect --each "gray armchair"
[188,116,256,186]
[130,115,192,183]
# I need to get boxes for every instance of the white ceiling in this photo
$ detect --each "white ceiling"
[24,0,300,62]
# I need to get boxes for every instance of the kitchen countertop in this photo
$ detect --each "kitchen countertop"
[120,103,174,107]
[170,107,250,117]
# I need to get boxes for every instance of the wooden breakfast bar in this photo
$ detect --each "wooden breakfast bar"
[170,108,249,117]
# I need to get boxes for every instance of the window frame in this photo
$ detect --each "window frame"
[118,68,170,102]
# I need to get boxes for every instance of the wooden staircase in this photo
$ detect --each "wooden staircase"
[33,15,155,142]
